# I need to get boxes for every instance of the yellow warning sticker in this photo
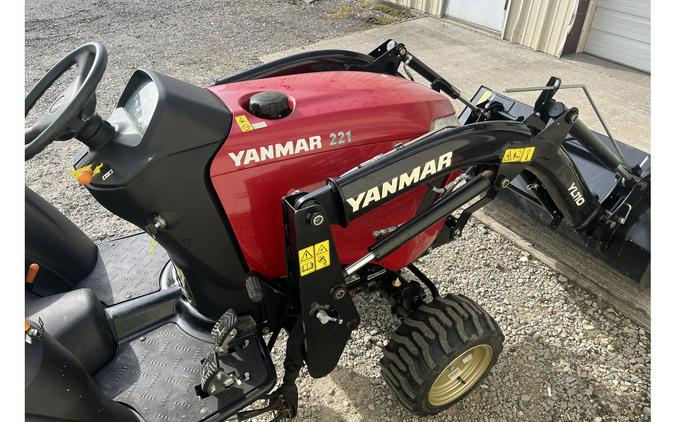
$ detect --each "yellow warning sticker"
[298,240,331,277]
[234,115,254,132]
[477,90,493,105]
[299,246,315,277]
[502,146,536,163]
[314,240,330,271]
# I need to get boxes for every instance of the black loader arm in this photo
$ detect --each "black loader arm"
[278,41,640,378]
[282,106,591,378]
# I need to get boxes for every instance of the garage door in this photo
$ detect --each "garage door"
[584,0,650,72]
[444,0,508,32]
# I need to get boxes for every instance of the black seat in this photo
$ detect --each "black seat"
[25,186,98,295]
[26,288,116,374]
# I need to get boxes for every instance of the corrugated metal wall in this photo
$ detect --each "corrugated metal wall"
[387,0,443,17]
[503,0,579,56]
[389,0,581,58]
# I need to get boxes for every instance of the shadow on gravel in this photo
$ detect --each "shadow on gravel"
[329,366,396,421]
[310,404,349,422]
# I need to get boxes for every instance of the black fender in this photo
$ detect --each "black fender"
[214,49,379,85]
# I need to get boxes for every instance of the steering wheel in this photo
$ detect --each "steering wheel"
[25,42,107,160]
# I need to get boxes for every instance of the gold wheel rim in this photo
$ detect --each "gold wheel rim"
[428,344,493,406]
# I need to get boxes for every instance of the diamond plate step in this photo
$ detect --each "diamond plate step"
[77,233,169,305]
[94,323,276,421]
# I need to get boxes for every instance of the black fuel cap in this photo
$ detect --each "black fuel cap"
[248,91,292,119]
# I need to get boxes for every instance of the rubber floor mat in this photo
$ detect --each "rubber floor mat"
[77,233,170,305]
[95,323,276,421]
[94,323,219,421]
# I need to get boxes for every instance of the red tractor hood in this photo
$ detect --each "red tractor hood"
[208,71,454,176]
[207,71,456,279]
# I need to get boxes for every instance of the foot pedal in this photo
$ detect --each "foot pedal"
[200,351,222,395]
[211,309,238,353]
[200,351,246,397]
[195,315,277,410]
[246,275,264,303]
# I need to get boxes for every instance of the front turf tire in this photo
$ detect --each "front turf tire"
[379,293,504,416]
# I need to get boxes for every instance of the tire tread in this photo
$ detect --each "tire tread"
[380,293,503,416]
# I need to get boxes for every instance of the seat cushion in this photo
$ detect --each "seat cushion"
[26,186,98,295]
[26,288,116,374]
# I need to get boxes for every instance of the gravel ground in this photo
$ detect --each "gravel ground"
[25,1,650,421]
[25,0,409,239]
[304,222,651,421]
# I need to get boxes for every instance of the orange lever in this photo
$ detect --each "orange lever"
[25,320,31,332]
[77,170,94,185]
[26,263,40,285]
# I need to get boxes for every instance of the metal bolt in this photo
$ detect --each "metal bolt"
[332,286,346,300]
[399,47,407,56]
[392,278,402,288]
[209,385,216,394]
[566,112,578,124]
[262,326,270,335]
[453,229,462,238]
[139,336,146,342]
[499,177,510,189]
[638,182,648,191]
[311,213,324,226]
[316,309,339,325]
[607,220,617,229]
[153,214,167,230]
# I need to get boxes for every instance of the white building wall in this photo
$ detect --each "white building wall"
[386,0,444,17]
[503,0,579,57]
[387,0,581,58]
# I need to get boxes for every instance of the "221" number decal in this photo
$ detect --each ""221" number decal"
[328,131,352,146]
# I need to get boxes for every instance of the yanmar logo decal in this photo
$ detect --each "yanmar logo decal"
[346,151,454,213]
[228,136,322,167]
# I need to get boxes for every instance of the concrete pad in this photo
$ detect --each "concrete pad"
[262,17,650,153]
